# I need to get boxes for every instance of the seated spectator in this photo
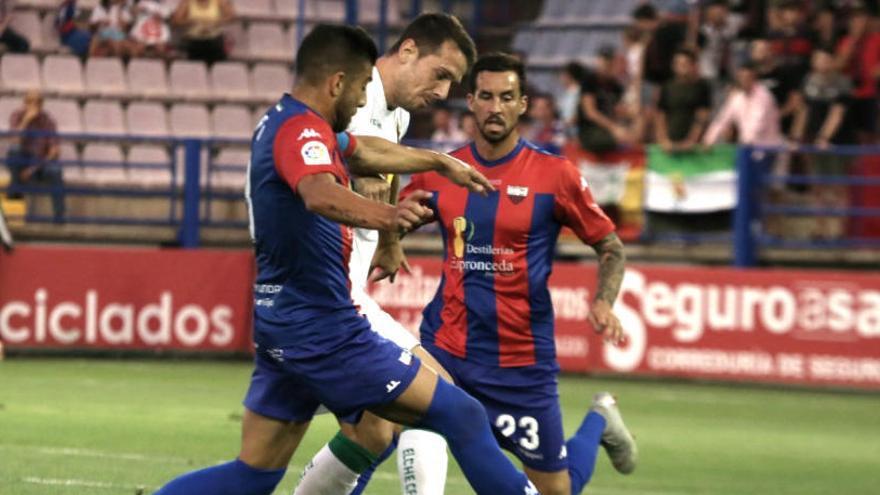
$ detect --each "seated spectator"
[577,46,630,154]
[172,0,235,65]
[836,5,880,143]
[752,37,803,133]
[430,105,466,148]
[130,0,172,58]
[0,0,31,53]
[89,0,133,57]
[791,47,855,239]
[767,0,816,84]
[523,94,565,154]
[55,0,92,57]
[5,90,64,223]
[656,48,711,153]
[557,62,585,130]
[704,63,784,147]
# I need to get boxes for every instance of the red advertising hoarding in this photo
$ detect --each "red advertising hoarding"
[0,246,254,352]
[2,247,878,389]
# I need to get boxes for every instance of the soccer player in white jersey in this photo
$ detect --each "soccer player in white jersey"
[291,14,476,495]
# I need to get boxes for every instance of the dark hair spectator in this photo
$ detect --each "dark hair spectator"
[0,0,31,53]
[655,48,712,153]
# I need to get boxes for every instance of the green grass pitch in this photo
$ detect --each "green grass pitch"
[1,358,878,494]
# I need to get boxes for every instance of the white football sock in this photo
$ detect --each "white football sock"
[397,429,449,495]
[293,444,359,495]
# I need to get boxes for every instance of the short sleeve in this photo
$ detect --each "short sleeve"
[399,172,425,201]
[657,83,670,112]
[580,71,599,95]
[273,119,344,193]
[697,80,712,109]
[554,160,615,245]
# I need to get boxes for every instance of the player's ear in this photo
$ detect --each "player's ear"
[328,71,345,99]
[466,93,475,112]
[518,94,528,116]
[398,38,418,64]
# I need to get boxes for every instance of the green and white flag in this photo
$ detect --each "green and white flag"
[644,144,737,213]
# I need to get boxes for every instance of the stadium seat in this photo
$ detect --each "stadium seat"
[304,0,345,21]
[127,144,173,188]
[234,0,273,18]
[1,54,42,93]
[58,142,83,183]
[126,102,170,137]
[127,59,170,99]
[359,0,400,24]
[226,22,249,59]
[40,12,62,52]
[83,101,126,135]
[210,62,252,102]
[170,103,212,138]
[11,11,44,51]
[169,61,210,101]
[251,63,292,102]
[0,97,21,131]
[212,147,250,191]
[42,55,85,96]
[212,105,253,139]
[85,58,128,97]
[273,0,300,19]
[80,143,127,186]
[43,99,83,134]
[247,22,290,61]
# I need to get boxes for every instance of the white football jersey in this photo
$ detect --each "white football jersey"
[347,67,411,292]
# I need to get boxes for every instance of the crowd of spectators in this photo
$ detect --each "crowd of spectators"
[52,0,236,62]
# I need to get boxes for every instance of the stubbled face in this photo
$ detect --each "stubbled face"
[333,62,372,132]
[780,7,802,29]
[736,67,756,90]
[467,71,527,144]
[394,40,468,111]
[850,14,869,36]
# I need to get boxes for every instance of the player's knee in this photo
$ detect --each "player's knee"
[426,381,487,442]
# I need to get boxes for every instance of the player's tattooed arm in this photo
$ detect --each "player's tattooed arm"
[591,232,626,305]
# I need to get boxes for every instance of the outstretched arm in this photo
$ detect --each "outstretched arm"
[347,136,493,195]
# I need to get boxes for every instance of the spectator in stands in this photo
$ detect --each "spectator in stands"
[55,0,92,58]
[836,4,880,143]
[89,0,133,57]
[0,0,30,53]
[633,3,689,89]
[460,111,478,141]
[752,37,802,133]
[621,26,645,110]
[577,45,629,154]
[172,0,235,65]
[5,90,64,223]
[430,105,466,147]
[129,0,172,58]
[791,47,855,239]
[703,62,783,147]
[557,62,585,130]
[767,0,815,83]
[698,0,739,92]
[524,94,565,154]
[656,48,712,153]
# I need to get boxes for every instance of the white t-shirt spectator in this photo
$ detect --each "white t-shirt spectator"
[90,2,132,32]
[130,1,170,44]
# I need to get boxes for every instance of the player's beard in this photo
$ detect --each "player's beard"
[478,116,514,144]
[332,93,358,133]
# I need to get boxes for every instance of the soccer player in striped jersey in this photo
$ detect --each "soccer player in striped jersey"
[293,14,474,495]
[400,53,639,495]
[153,26,542,495]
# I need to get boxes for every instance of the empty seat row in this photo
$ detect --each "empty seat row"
[1,54,292,104]
[0,97,258,140]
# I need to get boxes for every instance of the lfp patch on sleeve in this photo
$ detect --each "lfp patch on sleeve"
[301,140,332,165]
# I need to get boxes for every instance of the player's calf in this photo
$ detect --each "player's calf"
[523,467,571,495]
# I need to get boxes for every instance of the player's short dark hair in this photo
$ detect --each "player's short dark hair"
[674,47,698,63]
[632,4,658,20]
[389,13,477,68]
[295,24,378,85]
[467,52,527,96]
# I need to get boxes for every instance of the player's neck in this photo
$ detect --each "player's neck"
[375,57,397,109]
[473,132,521,162]
[290,86,336,128]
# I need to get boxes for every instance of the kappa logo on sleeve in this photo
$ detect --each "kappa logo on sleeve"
[297,128,322,140]
[301,140,332,165]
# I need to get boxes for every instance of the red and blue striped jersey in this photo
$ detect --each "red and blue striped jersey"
[247,94,359,336]
[402,139,614,367]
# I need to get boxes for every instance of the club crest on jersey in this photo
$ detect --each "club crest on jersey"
[506,185,529,204]
[301,140,331,165]
[452,216,475,258]
[297,128,322,140]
